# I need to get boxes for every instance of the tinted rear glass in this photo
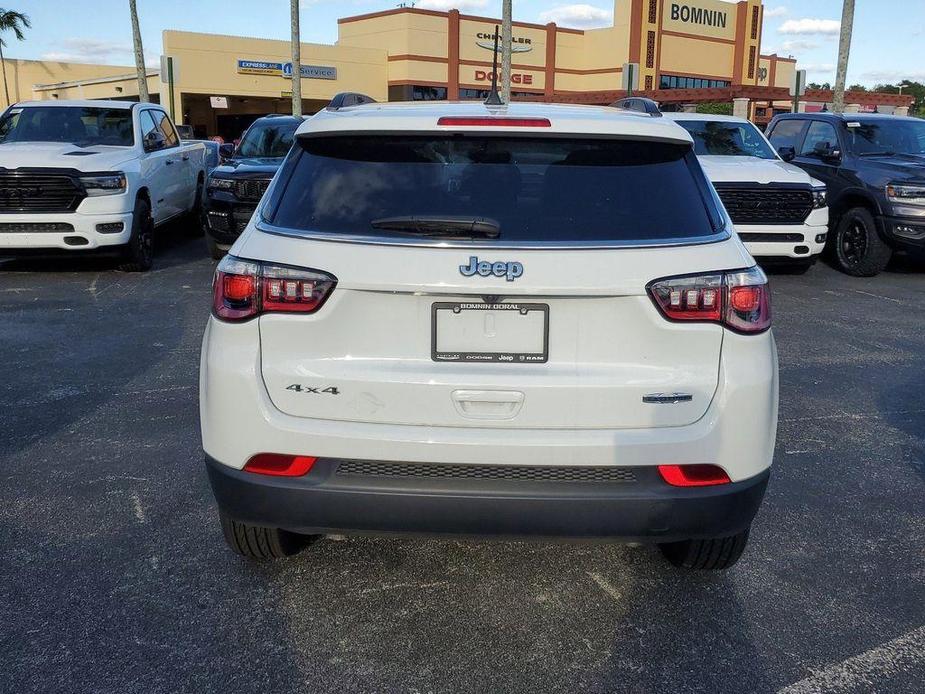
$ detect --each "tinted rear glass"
[266,136,722,243]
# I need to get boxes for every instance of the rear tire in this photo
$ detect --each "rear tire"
[117,197,154,272]
[658,527,750,570]
[831,207,892,277]
[219,512,317,560]
[206,234,226,260]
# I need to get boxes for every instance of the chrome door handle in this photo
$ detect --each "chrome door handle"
[165,159,173,165]
[182,154,189,161]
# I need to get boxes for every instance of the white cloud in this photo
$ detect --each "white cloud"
[857,69,925,83]
[539,4,613,28]
[779,39,819,51]
[763,6,788,18]
[40,38,158,69]
[801,63,836,74]
[778,18,840,35]
[415,0,489,10]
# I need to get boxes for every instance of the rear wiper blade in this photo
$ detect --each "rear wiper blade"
[370,216,500,239]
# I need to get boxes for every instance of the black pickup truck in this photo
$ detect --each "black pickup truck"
[766,112,925,276]
[202,114,304,259]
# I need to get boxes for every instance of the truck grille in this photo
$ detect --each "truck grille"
[0,171,85,213]
[715,185,814,225]
[335,460,638,483]
[233,178,271,202]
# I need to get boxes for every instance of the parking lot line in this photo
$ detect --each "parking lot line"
[777,625,925,694]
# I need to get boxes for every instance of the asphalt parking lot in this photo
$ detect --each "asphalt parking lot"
[1,227,924,694]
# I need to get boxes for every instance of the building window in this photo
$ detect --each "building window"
[648,0,658,24]
[646,31,656,69]
[659,74,730,90]
[412,85,447,101]
[747,46,756,79]
[645,75,653,90]
[751,6,759,39]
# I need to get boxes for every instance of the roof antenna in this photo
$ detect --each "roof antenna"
[484,24,503,106]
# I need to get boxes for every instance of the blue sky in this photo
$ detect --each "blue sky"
[6,0,924,88]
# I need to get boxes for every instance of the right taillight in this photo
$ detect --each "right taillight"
[212,254,336,322]
[647,266,771,334]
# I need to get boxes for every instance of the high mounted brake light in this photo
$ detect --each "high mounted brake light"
[647,266,771,334]
[437,116,551,128]
[212,255,337,321]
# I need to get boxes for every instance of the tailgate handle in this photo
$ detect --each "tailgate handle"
[452,390,524,420]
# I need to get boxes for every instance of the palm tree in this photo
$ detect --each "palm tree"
[128,0,149,102]
[832,0,855,114]
[290,0,301,117]
[0,8,31,106]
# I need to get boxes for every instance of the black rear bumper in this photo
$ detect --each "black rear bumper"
[206,456,770,541]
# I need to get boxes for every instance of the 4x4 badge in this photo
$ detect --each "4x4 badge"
[459,256,524,282]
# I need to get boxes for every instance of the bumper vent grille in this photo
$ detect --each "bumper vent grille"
[0,222,75,233]
[715,185,814,225]
[233,178,272,202]
[0,171,85,213]
[335,460,638,483]
[737,232,804,243]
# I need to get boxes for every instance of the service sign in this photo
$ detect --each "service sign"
[282,62,337,80]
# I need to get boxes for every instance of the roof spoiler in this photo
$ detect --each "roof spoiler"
[611,97,662,117]
[327,92,377,111]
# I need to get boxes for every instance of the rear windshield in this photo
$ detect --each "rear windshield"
[676,119,776,159]
[265,135,723,243]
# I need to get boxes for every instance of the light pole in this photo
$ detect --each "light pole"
[291,0,302,117]
[832,0,855,114]
[500,0,512,103]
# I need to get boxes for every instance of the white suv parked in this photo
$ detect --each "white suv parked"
[665,112,828,270]
[200,97,779,570]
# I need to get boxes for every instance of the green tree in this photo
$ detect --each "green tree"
[696,102,733,116]
[847,83,868,92]
[0,8,30,106]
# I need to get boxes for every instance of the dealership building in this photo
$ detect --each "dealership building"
[1,0,913,139]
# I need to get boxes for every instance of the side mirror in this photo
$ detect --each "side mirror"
[219,143,235,159]
[778,145,796,162]
[813,140,842,163]
[144,130,166,152]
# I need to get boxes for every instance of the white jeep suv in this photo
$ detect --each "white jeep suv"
[200,97,778,570]
[665,112,828,270]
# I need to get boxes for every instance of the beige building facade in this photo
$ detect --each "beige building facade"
[4,0,803,138]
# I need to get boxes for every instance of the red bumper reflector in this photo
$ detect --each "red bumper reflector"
[243,454,317,477]
[658,464,731,487]
[437,116,551,128]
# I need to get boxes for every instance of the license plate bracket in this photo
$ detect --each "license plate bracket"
[431,302,549,363]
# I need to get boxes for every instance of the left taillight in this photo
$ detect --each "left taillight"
[647,266,771,334]
[212,254,336,322]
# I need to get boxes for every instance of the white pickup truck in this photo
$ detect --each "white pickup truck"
[0,100,207,271]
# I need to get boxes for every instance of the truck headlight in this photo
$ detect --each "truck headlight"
[81,173,126,196]
[812,186,827,209]
[208,177,235,191]
[886,183,925,206]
